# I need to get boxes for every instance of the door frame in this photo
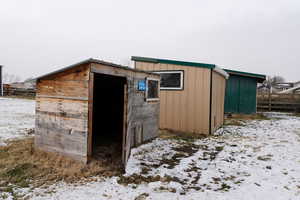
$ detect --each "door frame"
[87,71,129,167]
[87,72,94,159]
[122,83,129,166]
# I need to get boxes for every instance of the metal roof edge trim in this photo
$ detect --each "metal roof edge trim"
[131,56,215,69]
[213,66,230,79]
[36,58,158,80]
[223,68,266,80]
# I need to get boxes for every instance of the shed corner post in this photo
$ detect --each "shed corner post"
[34,78,39,148]
[122,77,133,169]
[209,68,213,135]
[87,68,94,161]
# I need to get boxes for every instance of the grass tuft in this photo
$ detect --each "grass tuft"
[0,137,122,194]
[292,113,300,117]
[159,129,209,142]
[226,113,270,121]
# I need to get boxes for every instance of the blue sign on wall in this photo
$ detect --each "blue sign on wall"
[138,80,146,91]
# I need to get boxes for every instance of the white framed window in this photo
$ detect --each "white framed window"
[145,78,160,101]
[154,70,184,90]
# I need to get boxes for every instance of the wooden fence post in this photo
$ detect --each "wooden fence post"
[268,90,272,111]
[292,92,296,113]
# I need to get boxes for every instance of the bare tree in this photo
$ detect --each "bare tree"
[2,73,21,84]
[271,76,285,84]
[260,75,286,93]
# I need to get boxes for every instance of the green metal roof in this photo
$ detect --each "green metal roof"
[223,69,266,81]
[131,56,265,81]
[131,56,215,69]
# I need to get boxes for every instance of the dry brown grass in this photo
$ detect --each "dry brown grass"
[227,113,270,121]
[292,113,300,117]
[2,95,36,100]
[0,137,122,190]
[224,119,245,126]
[224,113,270,127]
[159,129,209,142]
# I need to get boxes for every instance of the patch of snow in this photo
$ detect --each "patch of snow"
[0,97,35,145]
[2,112,300,200]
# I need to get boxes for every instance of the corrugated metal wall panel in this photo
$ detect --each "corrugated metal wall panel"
[239,77,257,114]
[211,71,226,133]
[135,61,211,134]
[224,76,240,113]
[225,75,258,114]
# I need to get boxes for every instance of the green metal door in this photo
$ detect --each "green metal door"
[225,75,257,114]
[239,77,257,114]
[225,76,240,113]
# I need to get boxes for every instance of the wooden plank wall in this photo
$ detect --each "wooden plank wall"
[35,64,90,162]
[36,62,160,164]
[211,71,226,133]
[3,86,36,97]
[135,61,211,134]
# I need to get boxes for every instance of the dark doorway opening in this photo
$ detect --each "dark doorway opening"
[92,73,126,166]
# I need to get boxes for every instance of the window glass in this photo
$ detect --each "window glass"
[147,79,159,99]
[154,71,183,90]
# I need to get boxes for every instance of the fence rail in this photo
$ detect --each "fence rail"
[3,85,36,97]
[257,93,300,112]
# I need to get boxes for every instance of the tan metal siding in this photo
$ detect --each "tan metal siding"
[211,71,226,133]
[135,61,211,134]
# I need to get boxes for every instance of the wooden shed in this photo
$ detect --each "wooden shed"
[224,69,266,114]
[35,59,160,167]
[132,56,229,134]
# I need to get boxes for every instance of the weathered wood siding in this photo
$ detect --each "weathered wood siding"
[135,61,211,134]
[35,64,90,162]
[91,63,160,146]
[211,71,226,133]
[36,61,160,164]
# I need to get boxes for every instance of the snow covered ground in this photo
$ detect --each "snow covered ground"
[0,97,35,146]
[1,98,300,200]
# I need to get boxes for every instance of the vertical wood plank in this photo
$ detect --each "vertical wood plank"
[87,72,94,158]
[122,84,128,165]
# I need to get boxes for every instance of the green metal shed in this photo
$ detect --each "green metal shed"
[224,69,266,114]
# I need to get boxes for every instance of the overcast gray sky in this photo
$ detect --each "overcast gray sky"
[1,0,299,81]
